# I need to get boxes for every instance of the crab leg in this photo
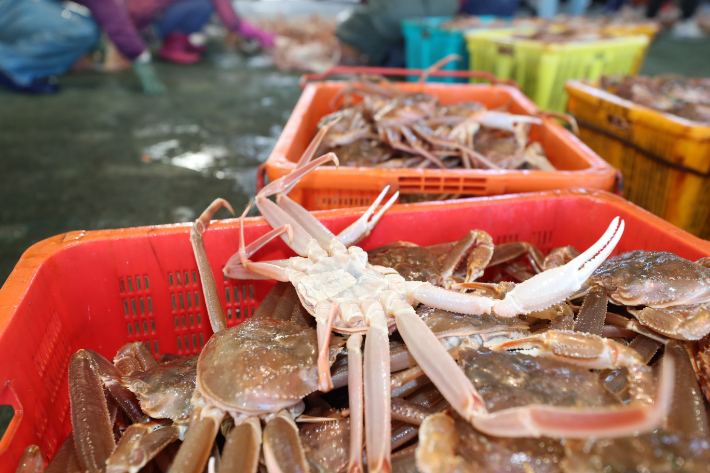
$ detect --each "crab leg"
[46,434,81,473]
[337,187,399,247]
[15,446,44,473]
[106,422,180,473]
[387,295,486,424]
[191,198,234,333]
[171,405,224,473]
[439,230,494,285]
[235,207,291,282]
[472,355,674,438]
[664,341,709,437]
[347,334,364,473]
[315,302,338,391]
[263,412,310,473]
[221,418,261,473]
[224,222,294,279]
[574,285,607,335]
[363,300,392,473]
[69,351,117,473]
[476,330,672,438]
[114,341,157,376]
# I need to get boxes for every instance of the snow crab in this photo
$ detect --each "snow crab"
[589,250,710,340]
[216,145,630,472]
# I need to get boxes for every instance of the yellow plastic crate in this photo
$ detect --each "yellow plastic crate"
[566,80,710,240]
[465,31,650,112]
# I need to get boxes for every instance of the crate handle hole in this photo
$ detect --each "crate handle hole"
[0,384,23,456]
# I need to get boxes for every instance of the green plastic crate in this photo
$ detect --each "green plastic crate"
[465,31,650,112]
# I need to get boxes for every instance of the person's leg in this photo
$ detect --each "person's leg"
[0,0,99,90]
[680,0,699,19]
[155,0,214,38]
[646,0,666,18]
[155,0,213,63]
[568,0,589,16]
[537,0,559,18]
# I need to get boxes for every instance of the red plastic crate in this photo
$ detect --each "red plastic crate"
[263,80,617,211]
[1,189,709,470]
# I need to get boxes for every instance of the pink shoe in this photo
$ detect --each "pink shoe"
[159,33,201,64]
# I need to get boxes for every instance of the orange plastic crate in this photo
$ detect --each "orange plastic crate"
[1,189,710,470]
[263,81,617,211]
[566,80,710,240]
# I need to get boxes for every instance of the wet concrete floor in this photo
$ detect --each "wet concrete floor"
[0,51,302,284]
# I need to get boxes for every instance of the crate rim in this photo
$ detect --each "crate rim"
[3,188,710,334]
[268,81,614,178]
[566,80,710,139]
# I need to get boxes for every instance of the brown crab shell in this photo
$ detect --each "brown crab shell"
[591,251,710,308]
[197,318,320,415]
[123,355,198,424]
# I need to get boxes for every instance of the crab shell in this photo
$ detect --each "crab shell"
[196,318,324,415]
[123,355,197,424]
[590,250,710,308]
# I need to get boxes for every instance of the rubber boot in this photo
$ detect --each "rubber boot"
[158,32,201,64]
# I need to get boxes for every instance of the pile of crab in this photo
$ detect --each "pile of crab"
[600,74,710,123]
[311,75,558,173]
[16,143,710,473]
[255,15,340,73]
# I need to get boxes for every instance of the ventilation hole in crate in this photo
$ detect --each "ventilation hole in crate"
[174,316,178,329]
[177,337,182,351]
[184,335,189,350]
[119,279,125,293]
[243,286,248,301]
[182,315,186,327]
[182,271,187,285]
[197,314,201,325]
[169,273,174,287]
[132,299,137,315]
[123,300,129,316]
[140,298,145,314]
[195,292,200,307]
[135,322,140,334]
[127,323,132,335]
[154,340,159,354]
[192,271,197,284]
[148,297,153,313]
[179,293,185,310]
[227,309,232,320]
[249,285,254,301]
[152,320,156,332]
[128,277,134,292]
[234,286,240,303]
[145,276,150,290]
[145,341,151,353]
[199,333,204,347]
[136,277,142,291]
[187,292,192,309]
[143,321,148,333]
[190,315,194,327]
[251,307,255,317]
[192,334,197,350]
[225,287,231,303]
[171,294,176,310]
[235,308,240,319]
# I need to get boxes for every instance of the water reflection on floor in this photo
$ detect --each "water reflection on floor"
[0,51,302,284]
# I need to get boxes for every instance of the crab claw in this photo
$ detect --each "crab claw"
[477,111,543,132]
[493,217,624,317]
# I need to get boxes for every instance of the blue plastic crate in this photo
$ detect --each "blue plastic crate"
[402,16,510,83]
